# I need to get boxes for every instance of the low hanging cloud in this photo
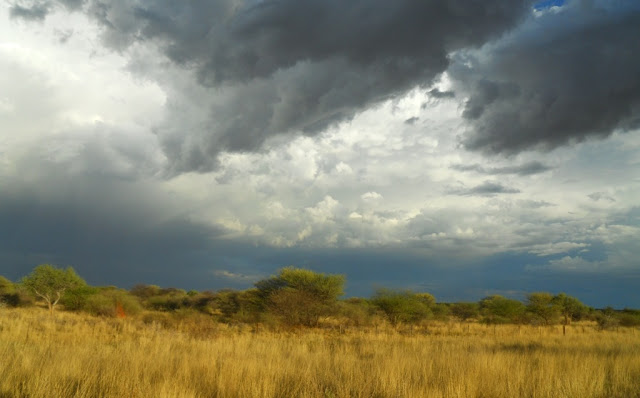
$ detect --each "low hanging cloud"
[452,0,640,154]
[451,161,552,176]
[9,2,50,20]
[9,0,533,173]
[447,181,521,196]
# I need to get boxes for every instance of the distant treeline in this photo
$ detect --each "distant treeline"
[1,264,639,330]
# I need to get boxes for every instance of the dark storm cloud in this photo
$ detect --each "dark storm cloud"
[452,161,552,176]
[452,1,640,154]
[448,181,521,196]
[17,0,532,173]
[0,176,230,288]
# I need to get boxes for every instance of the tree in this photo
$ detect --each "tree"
[526,292,560,326]
[372,289,433,326]
[254,267,345,327]
[552,293,587,335]
[450,302,480,323]
[479,295,526,324]
[0,276,14,307]
[21,264,86,315]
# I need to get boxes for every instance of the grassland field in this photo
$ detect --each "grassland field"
[1,307,639,398]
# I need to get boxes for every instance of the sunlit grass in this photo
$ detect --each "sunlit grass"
[1,308,639,397]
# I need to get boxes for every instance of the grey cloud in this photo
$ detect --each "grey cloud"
[404,117,419,125]
[517,199,554,209]
[0,173,231,288]
[588,192,616,202]
[9,2,50,21]
[54,28,74,44]
[39,0,532,173]
[448,181,521,196]
[452,161,552,176]
[8,0,83,20]
[451,1,640,155]
[428,88,455,99]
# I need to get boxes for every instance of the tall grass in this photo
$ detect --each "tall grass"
[1,308,639,397]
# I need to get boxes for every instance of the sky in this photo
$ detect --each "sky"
[1,0,639,307]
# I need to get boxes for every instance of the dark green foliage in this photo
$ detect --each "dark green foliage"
[60,285,99,311]
[130,284,162,299]
[11,265,640,329]
[372,289,434,326]
[450,302,480,322]
[431,303,450,321]
[618,309,640,327]
[218,289,263,323]
[84,288,142,317]
[552,293,587,325]
[0,275,13,294]
[0,276,17,307]
[21,264,86,315]
[527,292,561,325]
[337,298,377,327]
[147,290,188,311]
[255,267,345,327]
[596,307,621,330]
[479,295,526,324]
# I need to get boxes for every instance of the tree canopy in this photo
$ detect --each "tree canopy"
[21,264,86,315]
[255,267,345,326]
[372,289,434,326]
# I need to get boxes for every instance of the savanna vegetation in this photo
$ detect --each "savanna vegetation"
[1,264,640,397]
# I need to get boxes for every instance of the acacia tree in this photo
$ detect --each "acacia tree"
[21,264,86,315]
[552,293,587,335]
[372,289,433,326]
[479,295,525,324]
[526,292,560,326]
[450,302,480,323]
[0,276,14,307]
[255,267,345,327]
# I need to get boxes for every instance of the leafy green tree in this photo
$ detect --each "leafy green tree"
[479,295,526,324]
[618,309,640,327]
[337,298,376,327]
[596,307,620,330]
[450,302,480,323]
[0,275,13,293]
[210,289,263,323]
[527,292,560,326]
[130,284,162,300]
[255,267,345,327]
[21,264,86,315]
[60,285,99,311]
[372,289,433,326]
[83,287,143,317]
[552,293,587,335]
[0,276,15,307]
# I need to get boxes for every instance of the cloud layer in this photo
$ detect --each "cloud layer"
[11,0,534,172]
[452,0,640,154]
[2,1,640,306]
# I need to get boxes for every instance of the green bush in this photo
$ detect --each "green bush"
[372,289,433,326]
[84,288,142,317]
[338,298,376,327]
[60,286,99,311]
[255,267,345,327]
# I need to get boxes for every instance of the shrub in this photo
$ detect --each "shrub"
[372,289,433,326]
[60,286,99,311]
[84,288,142,317]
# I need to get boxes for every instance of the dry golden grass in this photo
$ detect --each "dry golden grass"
[1,308,640,398]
